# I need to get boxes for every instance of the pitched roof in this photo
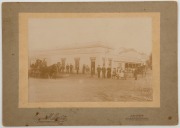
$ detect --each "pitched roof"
[118,49,149,63]
[54,42,114,50]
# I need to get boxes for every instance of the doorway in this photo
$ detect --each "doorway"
[90,58,96,75]
[91,61,95,74]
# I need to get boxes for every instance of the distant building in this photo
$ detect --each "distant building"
[29,43,148,73]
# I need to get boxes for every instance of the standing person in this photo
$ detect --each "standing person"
[76,65,79,74]
[66,64,69,73]
[57,62,61,73]
[86,65,90,73]
[82,64,86,74]
[120,70,125,80]
[42,59,47,67]
[112,68,116,79]
[107,66,111,78]
[51,64,58,79]
[124,68,127,80]
[97,65,101,78]
[70,63,73,74]
[134,68,138,80]
[102,65,106,78]
[60,63,63,73]
[91,67,94,77]
[62,65,65,73]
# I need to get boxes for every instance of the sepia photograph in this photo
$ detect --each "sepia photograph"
[3,2,178,126]
[19,13,160,108]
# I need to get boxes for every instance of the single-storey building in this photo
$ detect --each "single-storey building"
[29,43,148,73]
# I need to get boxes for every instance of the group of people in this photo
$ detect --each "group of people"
[56,62,74,74]
[48,62,92,75]
[96,65,112,78]
[96,65,144,80]
[29,59,145,80]
[29,59,78,78]
[29,59,90,78]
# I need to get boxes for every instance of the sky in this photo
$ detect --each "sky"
[28,17,152,55]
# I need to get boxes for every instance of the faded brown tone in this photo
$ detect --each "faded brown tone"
[2,2,178,126]
[19,12,160,108]
[28,17,152,54]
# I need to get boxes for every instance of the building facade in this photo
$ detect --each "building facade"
[29,43,148,74]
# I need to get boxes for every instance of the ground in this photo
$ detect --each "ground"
[28,71,153,102]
